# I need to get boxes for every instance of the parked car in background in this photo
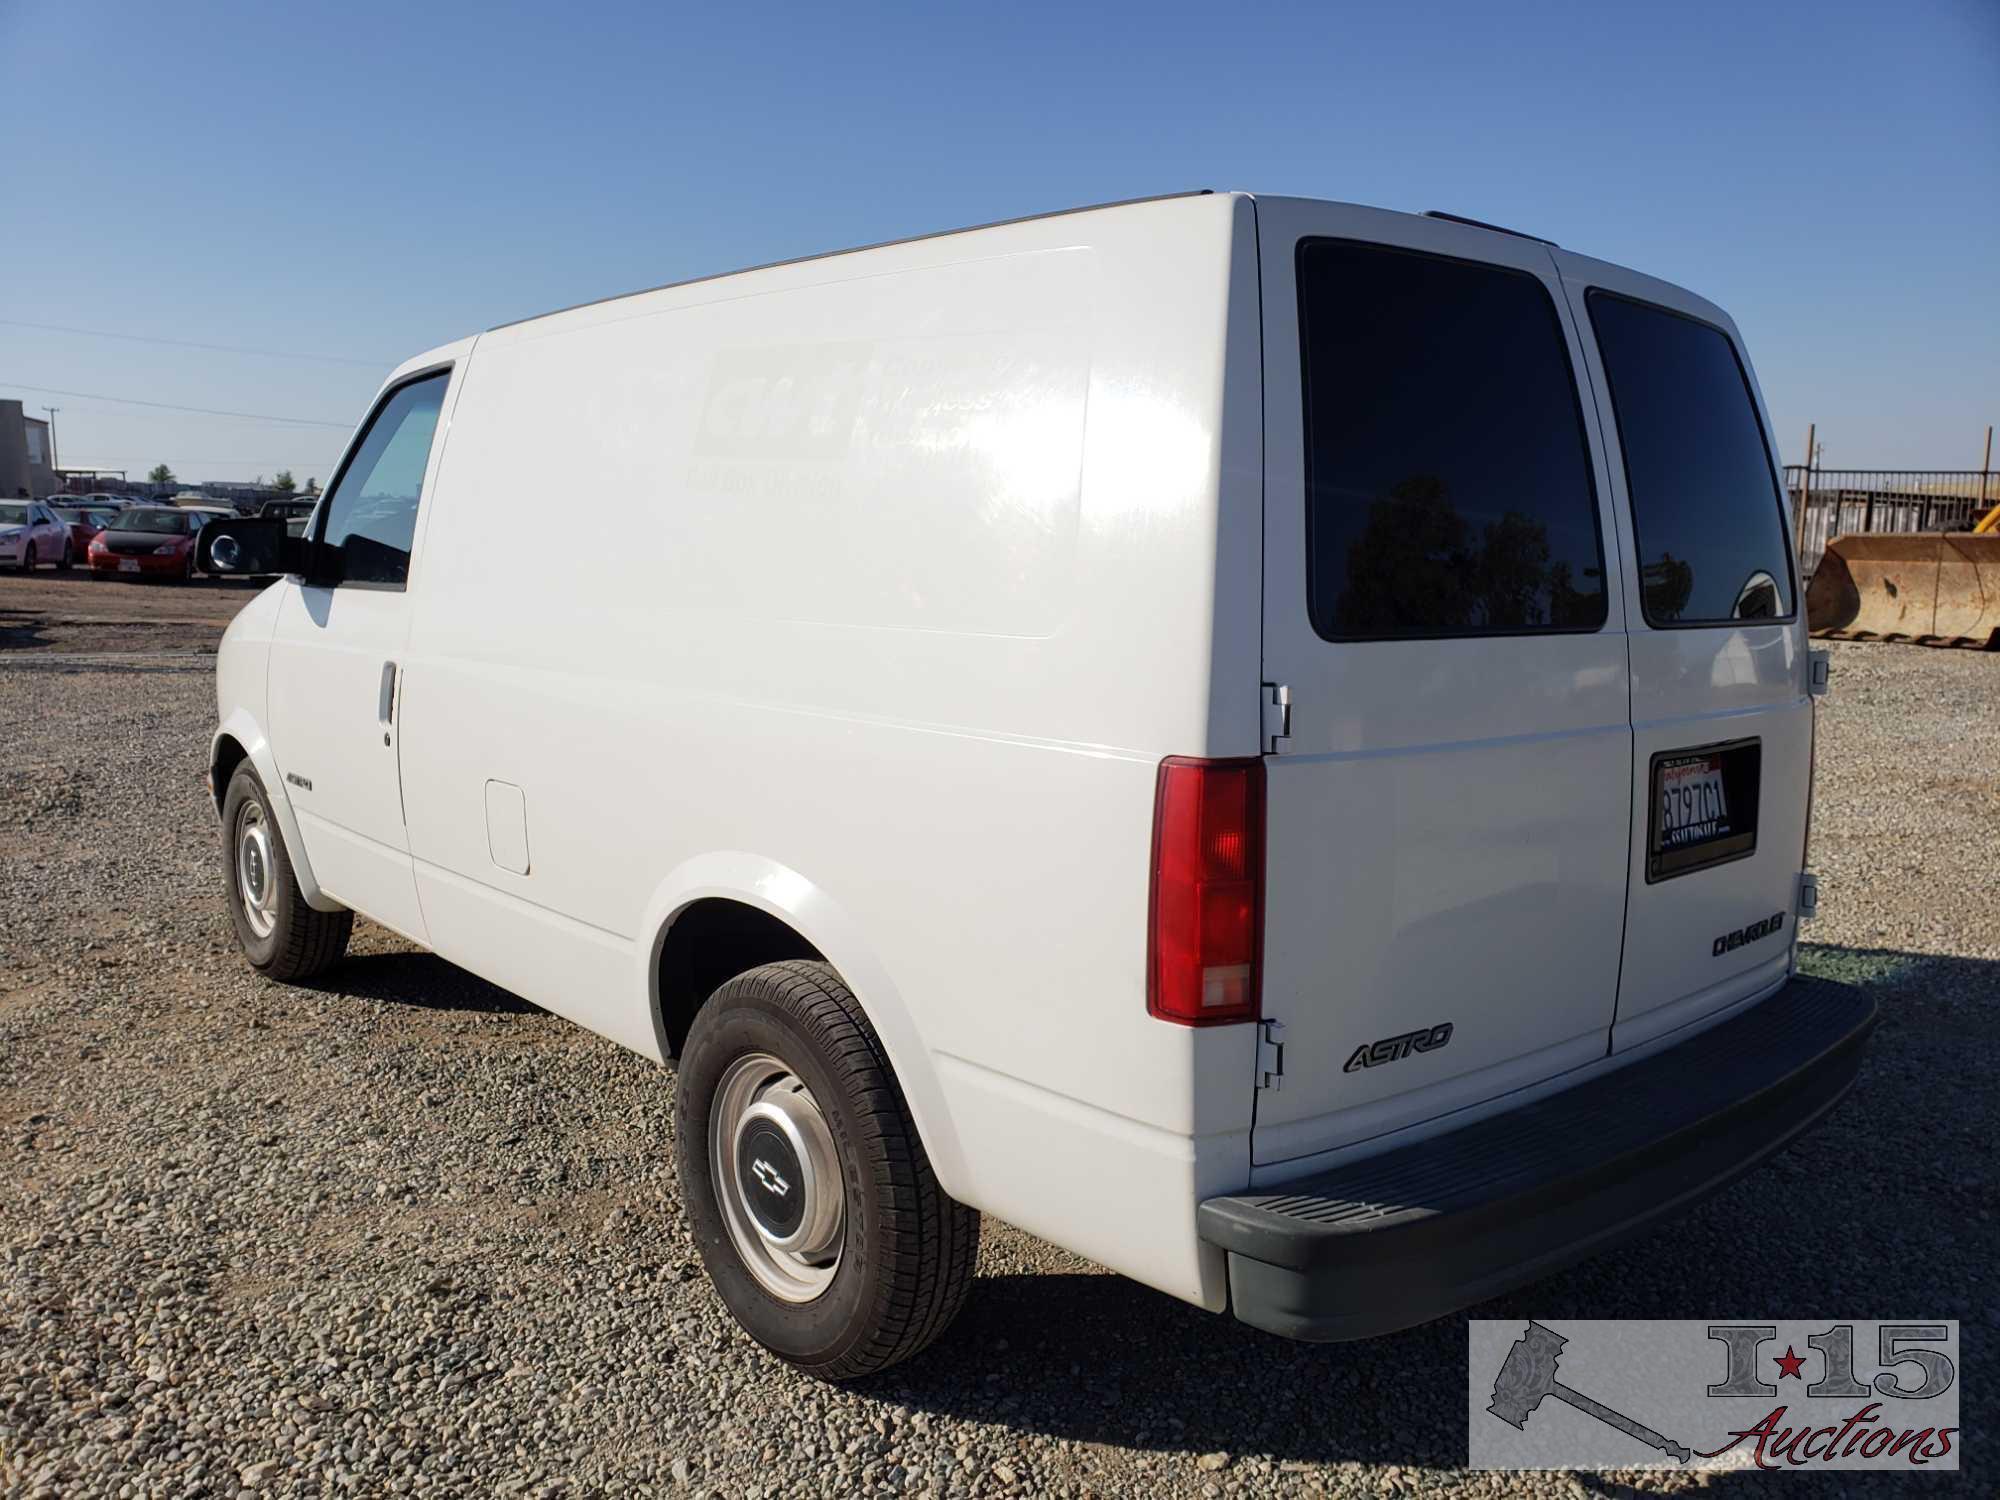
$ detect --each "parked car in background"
[88,505,203,580]
[258,497,317,537]
[50,505,112,559]
[1,500,78,570]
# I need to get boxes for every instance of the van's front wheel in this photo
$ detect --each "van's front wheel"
[676,961,978,1380]
[221,763,352,980]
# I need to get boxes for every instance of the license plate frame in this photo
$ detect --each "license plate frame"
[1646,737,1761,883]
[118,559,141,573]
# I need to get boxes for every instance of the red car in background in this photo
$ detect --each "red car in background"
[88,507,204,580]
[50,505,121,561]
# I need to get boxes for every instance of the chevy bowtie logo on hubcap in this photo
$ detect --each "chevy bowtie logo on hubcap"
[751,1158,790,1196]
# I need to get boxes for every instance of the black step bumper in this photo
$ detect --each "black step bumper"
[1199,975,1876,1342]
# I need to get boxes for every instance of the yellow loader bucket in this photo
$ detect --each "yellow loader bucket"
[1806,532,2000,648]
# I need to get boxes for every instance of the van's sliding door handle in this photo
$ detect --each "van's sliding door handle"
[379,660,398,724]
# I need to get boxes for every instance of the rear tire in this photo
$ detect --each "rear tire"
[677,961,978,1380]
[221,763,352,980]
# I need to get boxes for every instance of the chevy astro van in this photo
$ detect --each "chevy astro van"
[202,192,1876,1379]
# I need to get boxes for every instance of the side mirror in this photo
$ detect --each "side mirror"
[195,517,308,577]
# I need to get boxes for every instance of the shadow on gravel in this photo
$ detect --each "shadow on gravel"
[301,951,543,1017]
[874,944,1994,1488]
[0,608,51,650]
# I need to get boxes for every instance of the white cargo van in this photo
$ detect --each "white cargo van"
[202,192,1875,1379]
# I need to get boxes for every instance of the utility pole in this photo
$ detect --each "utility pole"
[1795,421,1814,560]
[40,406,60,475]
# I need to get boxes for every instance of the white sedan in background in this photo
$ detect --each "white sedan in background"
[0,500,78,570]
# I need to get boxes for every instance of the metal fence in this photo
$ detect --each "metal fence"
[1783,468,1994,576]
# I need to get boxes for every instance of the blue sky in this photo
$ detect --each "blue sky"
[2,0,1994,482]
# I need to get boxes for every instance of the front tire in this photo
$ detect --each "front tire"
[58,539,73,571]
[677,961,978,1380]
[19,542,33,573]
[221,763,352,980]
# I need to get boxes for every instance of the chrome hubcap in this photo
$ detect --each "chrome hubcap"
[710,1052,843,1302]
[235,802,277,938]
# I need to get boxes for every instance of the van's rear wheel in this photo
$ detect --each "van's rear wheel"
[676,961,978,1380]
[221,762,352,980]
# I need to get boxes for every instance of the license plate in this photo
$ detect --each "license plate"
[119,559,141,573]
[1647,739,1761,882]
[1658,756,1729,848]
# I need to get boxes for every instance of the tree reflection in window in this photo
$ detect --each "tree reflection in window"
[1332,476,1604,637]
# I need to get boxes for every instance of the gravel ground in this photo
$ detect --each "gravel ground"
[0,570,251,657]
[1,577,1993,1497]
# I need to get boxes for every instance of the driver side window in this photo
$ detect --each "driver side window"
[314,370,450,588]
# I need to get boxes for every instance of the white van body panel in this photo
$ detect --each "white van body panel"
[1547,250,1810,1050]
[211,585,340,912]
[385,194,1264,1307]
[256,339,479,945]
[1249,199,1636,1168]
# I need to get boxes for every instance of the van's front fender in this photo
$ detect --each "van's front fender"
[210,711,341,913]
[638,853,968,1198]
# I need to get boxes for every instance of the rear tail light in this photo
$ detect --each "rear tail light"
[1147,756,1265,1025]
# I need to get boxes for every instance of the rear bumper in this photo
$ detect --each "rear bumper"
[1198,975,1875,1342]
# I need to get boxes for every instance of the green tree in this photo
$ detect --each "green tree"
[272,470,297,495]
[148,463,176,485]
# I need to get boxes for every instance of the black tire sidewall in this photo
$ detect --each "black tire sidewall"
[677,984,890,1369]
[221,765,290,969]
[21,544,32,572]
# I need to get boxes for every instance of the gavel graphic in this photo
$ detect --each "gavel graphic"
[1488,1321,1692,1465]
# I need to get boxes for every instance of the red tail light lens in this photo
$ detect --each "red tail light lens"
[1148,756,1265,1025]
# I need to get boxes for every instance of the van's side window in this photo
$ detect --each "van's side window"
[1297,240,1607,641]
[1585,292,1795,626]
[313,371,449,588]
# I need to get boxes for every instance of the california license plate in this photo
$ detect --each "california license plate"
[1658,755,1729,848]
[119,559,140,573]
[1647,739,1760,882]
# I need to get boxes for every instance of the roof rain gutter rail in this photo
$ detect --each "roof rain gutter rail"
[1422,210,1558,246]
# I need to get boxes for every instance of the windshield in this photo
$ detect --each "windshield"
[0,504,29,526]
[121,510,196,535]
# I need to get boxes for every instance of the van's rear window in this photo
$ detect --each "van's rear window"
[1297,240,1607,641]
[1586,292,1794,625]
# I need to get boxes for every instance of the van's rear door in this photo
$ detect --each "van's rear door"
[1251,200,1633,1169]
[1551,252,1811,1051]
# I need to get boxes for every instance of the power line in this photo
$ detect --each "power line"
[0,317,386,368]
[0,382,351,428]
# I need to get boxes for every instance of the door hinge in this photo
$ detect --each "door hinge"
[1798,871,1819,921]
[1262,683,1292,754]
[1808,648,1831,698]
[1255,1019,1285,1091]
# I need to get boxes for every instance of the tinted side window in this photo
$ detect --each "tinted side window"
[1298,240,1607,641]
[316,371,449,587]
[1586,292,1794,625]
